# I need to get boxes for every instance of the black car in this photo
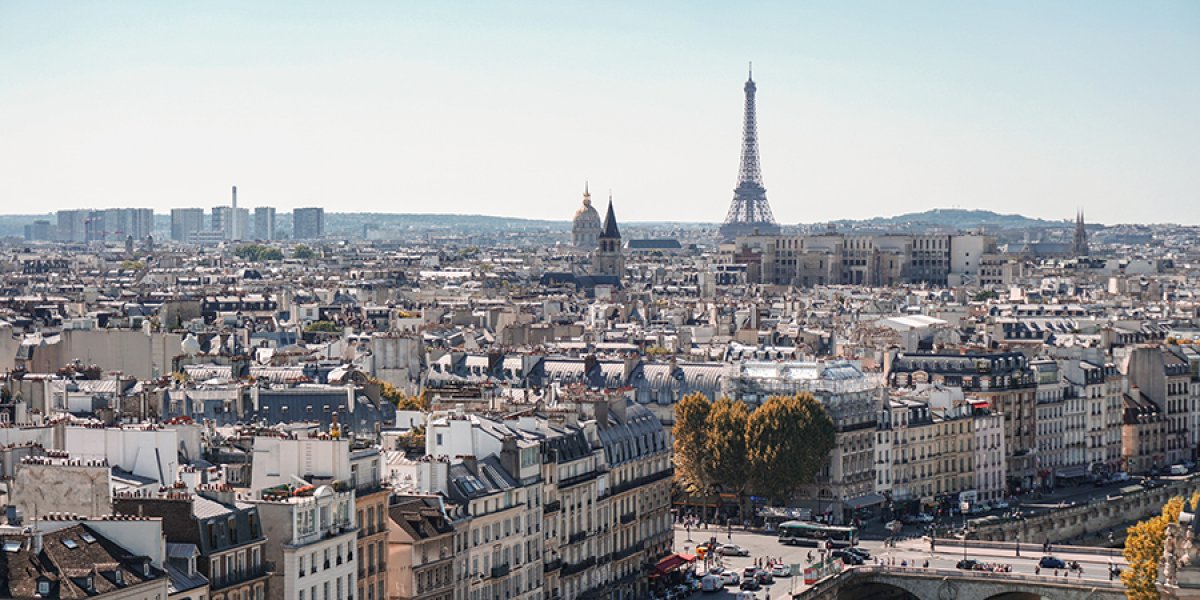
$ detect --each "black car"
[1039,556,1067,569]
[740,578,762,591]
[956,559,980,570]
[844,546,871,560]
[832,549,864,565]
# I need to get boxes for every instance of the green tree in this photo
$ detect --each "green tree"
[672,392,712,494]
[305,320,340,333]
[1124,493,1200,599]
[120,259,145,270]
[234,244,283,262]
[973,289,999,301]
[293,244,316,260]
[704,397,750,512]
[745,393,836,503]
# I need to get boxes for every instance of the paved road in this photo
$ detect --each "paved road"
[672,524,1126,598]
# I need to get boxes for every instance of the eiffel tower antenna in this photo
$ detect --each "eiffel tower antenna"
[720,64,780,242]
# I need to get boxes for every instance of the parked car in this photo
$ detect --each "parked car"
[993,500,1010,509]
[832,549,863,565]
[770,564,791,577]
[756,570,774,585]
[914,513,935,523]
[718,544,750,557]
[720,571,740,586]
[1039,556,1067,569]
[740,577,762,591]
[701,574,722,592]
[956,559,980,570]
[1171,464,1189,476]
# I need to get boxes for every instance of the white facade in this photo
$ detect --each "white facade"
[64,425,180,486]
[255,487,358,600]
[973,412,1007,502]
[250,436,353,493]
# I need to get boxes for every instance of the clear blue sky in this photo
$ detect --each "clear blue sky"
[2,1,1197,224]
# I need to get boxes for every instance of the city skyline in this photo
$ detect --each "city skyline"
[1,1,1198,224]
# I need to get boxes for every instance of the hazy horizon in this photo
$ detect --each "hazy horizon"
[2,2,1198,224]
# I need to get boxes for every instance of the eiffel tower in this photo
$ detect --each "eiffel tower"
[719,64,780,242]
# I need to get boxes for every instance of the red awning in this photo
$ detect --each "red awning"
[654,553,696,574]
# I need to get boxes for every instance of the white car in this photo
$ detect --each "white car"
[993,500,1010,509]
[701,573,722,592]
[770,564,791,577]
[720,571,740,586]
[718,544,750,557]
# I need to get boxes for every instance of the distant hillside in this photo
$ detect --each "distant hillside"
[823,208,1060,230]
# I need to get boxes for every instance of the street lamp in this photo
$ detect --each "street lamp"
[960,501,970,561]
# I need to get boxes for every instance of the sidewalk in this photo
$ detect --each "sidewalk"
[903,541,1128,566]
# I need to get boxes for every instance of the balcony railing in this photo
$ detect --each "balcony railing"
[619,511,636,525]
[543,558,563,573]
[568,530,588,545]
[562,557,596,577]
[607,468,673,497]
[559,469,604,489]
[612,541,644,561]
[543,500,562,514]
[490,563,510,579]
[211,562,272,590]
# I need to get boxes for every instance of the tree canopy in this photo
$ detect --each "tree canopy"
[675,391,836,505]
[1124,492,1200,599]
[305,320,340,333]
[234,244,283,262]
[292,244,316,260]
[672,392,712,494]
[703,397,749,495]
[377,379,430,411]
[746,393,836,503]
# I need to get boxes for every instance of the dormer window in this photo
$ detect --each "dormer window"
[37,580,50,595]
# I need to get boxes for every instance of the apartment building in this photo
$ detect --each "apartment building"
[423,411,544,600]
[254,485,358,600]
[249,431,390,600]
[889,351,1037,494]
[386,494,456,600]
[115,485,270,600]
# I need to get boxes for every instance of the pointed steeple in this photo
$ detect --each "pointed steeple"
[601,195,620,240]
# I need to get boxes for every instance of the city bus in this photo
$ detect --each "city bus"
[777,520,859,548]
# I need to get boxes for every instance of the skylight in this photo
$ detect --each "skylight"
[3,541,21,553]
[62,538,79,549]
[80,533,97,544]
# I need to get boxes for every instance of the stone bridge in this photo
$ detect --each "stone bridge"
[973,477,1200,543]
[795,566,1125,600]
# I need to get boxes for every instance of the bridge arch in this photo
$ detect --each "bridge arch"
[837,579,922,600]
[983,593,1043,600]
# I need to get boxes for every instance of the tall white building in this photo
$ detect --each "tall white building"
[973,410,1007,503]
[254,485,358,600]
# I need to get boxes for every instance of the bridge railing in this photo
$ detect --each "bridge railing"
[929,537,1124,558]
[793,564,1125,599]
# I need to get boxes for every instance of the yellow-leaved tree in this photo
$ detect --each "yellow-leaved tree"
[1123,492,1200,599]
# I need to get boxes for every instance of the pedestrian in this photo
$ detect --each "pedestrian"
[1035,565,1040,575]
